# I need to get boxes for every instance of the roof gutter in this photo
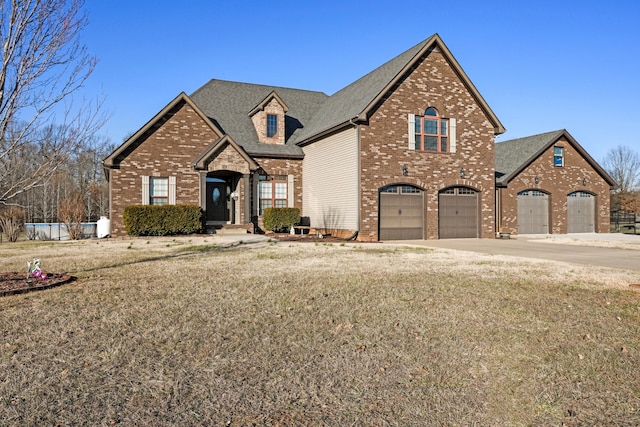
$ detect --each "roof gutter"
[297,117,366,147]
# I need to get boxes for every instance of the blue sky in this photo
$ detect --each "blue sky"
[80,0,640,162]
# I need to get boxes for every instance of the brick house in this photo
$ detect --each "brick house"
[495,130,615,235]
[103,34,612,240]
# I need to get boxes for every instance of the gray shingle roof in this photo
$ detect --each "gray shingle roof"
[189,80,329,158]
[495,130,565,185]
[188,35,446,153]
[188,33,505,156]
[295,37,435,141]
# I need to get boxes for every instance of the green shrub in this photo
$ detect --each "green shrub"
[123,205,203,236]
[263,207,301,232]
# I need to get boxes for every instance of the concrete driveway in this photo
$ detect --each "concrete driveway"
[390,234,640,272]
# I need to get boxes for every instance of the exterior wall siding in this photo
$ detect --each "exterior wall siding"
[499,137,611,234]
[358,48,497,241]
[302,127,359,233]
[109,102,221,236]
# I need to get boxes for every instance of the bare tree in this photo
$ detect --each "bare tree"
[603,145,640,213]
[0,0,104,206]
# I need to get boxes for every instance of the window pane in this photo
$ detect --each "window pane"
[554,146,563,155]
[441,119,448,136]
[150,177,168,197]
[425,107,437,116]
[424,119,438,134]
[259,182,272,198]
[381,186,398,193]
[267,114,278,137]
[274,200,287,208]
[441,137,447,152]
[274,182,287,199]
[415,135,422,150]
[260,200,272,211]
[414,119,421,133]
[425,136,438,150]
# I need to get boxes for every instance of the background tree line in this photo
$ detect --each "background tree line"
[603,145,640,217]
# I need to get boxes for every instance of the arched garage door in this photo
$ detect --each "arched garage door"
[439,187,478,239]
[379,185,424,240]
[517,190,549,234]
[568,191,595,233]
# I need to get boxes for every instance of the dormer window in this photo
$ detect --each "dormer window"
[267,114,278,138]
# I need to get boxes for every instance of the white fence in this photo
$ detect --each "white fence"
[25,222,97,241]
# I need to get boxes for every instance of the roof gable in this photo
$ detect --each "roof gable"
[192,135,258,171]
[297,33,505,144]
[189,80,328,157]
[103,92,224,168]
[248,90,289,116]
[495,129,615,187]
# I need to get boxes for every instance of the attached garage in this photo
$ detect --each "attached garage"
[379,185,424,240]
[517,190,549,234]
[438,187,479,238]
[567,191,595,233]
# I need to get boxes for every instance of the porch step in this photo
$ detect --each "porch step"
[214,224,253,235]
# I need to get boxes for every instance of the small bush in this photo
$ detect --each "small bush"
[263,207,301,232]
[59,192,86,240]
[0,206,24,242]
[123,205,203,236]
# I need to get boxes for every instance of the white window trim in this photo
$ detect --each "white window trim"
[287,175,294,208]
[449,118,457,153]
[142,176,150,205]
[168,176,176,204]
[408,113,416,150]
[142,175,176,205]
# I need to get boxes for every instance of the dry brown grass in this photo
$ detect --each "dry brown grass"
[1,236,640,426]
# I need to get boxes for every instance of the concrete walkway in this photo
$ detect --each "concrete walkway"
[388,234,640,272]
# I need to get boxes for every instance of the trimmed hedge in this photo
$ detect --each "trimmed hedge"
[123,205,203,236]
[263,207,301,232]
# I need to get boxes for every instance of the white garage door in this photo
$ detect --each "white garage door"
[568,191,595,233]
[517,190,549,234]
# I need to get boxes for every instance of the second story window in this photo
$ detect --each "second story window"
[267,114,278,138]
[415,107,448,152]
[554,146,564,167]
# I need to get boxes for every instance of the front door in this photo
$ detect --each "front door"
[206,180,228,222]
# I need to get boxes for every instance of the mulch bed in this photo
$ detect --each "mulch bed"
[0,272,75,297]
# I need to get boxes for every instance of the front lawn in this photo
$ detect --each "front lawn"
[1,237,639,425]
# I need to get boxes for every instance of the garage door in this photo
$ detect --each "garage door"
[439,187,478,239]
[517,190,549,234]
[568,191,595,233]
[379,185,424,240]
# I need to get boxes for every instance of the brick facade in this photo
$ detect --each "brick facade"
[109,102,221,236]
[498,136,611,234]
[358,48,497,241]
[256,157,303,210]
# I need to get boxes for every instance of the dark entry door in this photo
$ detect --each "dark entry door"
[206,180,228,222]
